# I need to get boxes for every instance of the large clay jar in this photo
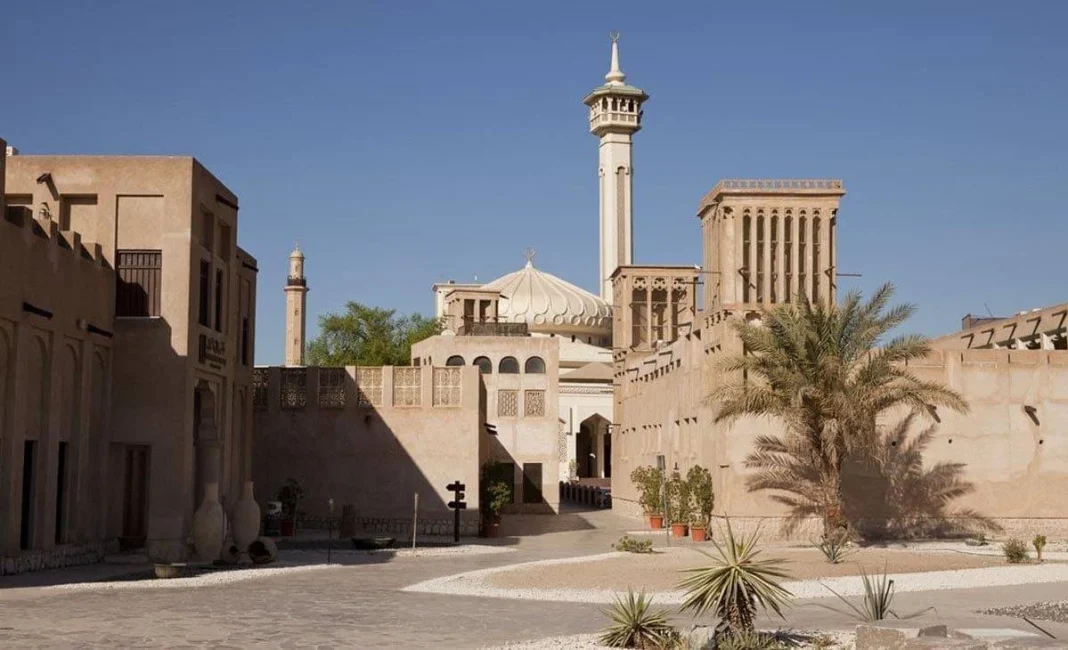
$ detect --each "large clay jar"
[232,481,261,550]
[193,482,226,562]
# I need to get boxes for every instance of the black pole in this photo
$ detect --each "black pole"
[454,505,460,543]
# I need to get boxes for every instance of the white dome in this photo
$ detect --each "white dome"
[482,261,612,339]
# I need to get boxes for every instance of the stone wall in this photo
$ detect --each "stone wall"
[0,541,111,576]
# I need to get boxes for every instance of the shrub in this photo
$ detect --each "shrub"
[276,478,304,519]
[818,565,930,621]
[667,471,692,526]
[631,466,666,516]
[813,531,854,564]
[1003,538,1029,564]
[716,630,787,650]
[1033,535,1047,562]
[614,535,654,554]
[677,519,792,634]
[599,589,676,648]
[686,465,714,529]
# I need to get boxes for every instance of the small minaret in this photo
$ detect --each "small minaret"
[583,33,648,302]
[284,244,309,366]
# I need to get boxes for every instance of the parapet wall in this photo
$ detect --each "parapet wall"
[251,365,482,532]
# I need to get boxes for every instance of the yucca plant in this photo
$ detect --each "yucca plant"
[677,519,792,634]
[812,531,854,564]
[1034,535,1047,562]
[818,565,930,621]
[599,589,677,649]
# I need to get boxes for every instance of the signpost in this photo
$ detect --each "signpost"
[446,480,467,543]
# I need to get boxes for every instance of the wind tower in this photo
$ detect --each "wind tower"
[284,244,309,366]
[583,33,648,302]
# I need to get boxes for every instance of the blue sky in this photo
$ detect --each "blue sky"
[3,1,1067,365]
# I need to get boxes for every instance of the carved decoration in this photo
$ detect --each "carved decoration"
[280,368,307,409]
[652,277,667,291]
[633,276,648,290]
[252,368,269,410]
[432,367,462,407]
[393,367,421,407]
[356,367,383,407]
[498,389,518,417]
[524,390,546,417]
[317,368,346,408]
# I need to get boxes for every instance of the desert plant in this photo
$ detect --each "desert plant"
[708,284,968,537]
[812,531,854,564]
[614,535,654,554]
[677,519,792,634]
[276,478,304,519]
[599,589,677,649]
[483,481,511,518]
[686,465,715,529]
[631,466,666,516]
[716,630,788,650]
[818,565,930,621]
[1003,538,1029,563]
[1034,534,1047,562]
[667,471,692,526]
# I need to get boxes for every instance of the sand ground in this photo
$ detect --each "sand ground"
[487,546,1018,591]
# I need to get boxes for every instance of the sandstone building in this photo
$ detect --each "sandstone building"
[1,140,257,571]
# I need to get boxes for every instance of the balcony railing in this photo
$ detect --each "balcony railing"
[457,320,529,337]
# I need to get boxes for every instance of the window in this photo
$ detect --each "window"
[485,462,515,505]
[318,368,346,408]
[473,356,492,374]
[253,368,269,409]
[784,215,793,302]
[241,317,250,366]
[446,355,465,366]
[214,268,225,333]
[201,212,215,252]
[798,214,807,299]
[392,367,421,406]
[198,259,211,327]
[631,288,647,346]
[756,214,765,303]
[433,368,462,407]
[499,356,519,374]
[522,463,543,504]
[742,214,751,302]
[524,389,545,417]
[116,250,162,317]
[498,389,518,416]
[524,356,545,374]
[812,217,821,303]
[770,214,778,304]
[651,288,668,341]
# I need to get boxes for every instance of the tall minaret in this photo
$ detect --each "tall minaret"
[583,33,648,302]
[284,244,309,366]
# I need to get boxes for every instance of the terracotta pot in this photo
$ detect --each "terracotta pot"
[483,522,501,538]
[648,515,664,530]
[192,483,226,562]
[232,481,261,550]
[691,526,707,542]
[670,523,689,538]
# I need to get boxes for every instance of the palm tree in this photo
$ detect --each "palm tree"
[710,283,967,536]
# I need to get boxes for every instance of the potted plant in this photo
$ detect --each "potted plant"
[276,478,304,537]
[630,466,665,529]
[686,465,714,542]
[667,471,691,538]
[482,482,511,538]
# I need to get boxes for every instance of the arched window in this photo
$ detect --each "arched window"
[499,356,519,374]
[445,355,465,366]
[524,356,546,374]
[473,356,492,375]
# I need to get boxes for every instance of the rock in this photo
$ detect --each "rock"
[856,623,947,650]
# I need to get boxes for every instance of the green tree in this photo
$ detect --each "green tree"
[305,302,442,366]
[710,283,967,536]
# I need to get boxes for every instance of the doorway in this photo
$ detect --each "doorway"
[121,445,149,549]
[20,440,37,550]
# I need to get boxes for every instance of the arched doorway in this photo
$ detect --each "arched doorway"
[193,381,220,511]
[577,414,611,479]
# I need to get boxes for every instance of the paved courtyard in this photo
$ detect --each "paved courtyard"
[1,509,1067,648]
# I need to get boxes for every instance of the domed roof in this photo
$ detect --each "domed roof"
[482,259,612,339]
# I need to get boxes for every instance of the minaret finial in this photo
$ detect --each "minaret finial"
[523,247,537,268]
[606,32,625,84]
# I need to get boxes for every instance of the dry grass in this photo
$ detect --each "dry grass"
[487,546,1014,592]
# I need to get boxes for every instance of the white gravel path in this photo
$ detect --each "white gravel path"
[404,550,1068,604]
[47,563,341,591]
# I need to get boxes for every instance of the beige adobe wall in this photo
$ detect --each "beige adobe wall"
[252,366,481,533]
[0,193,116,562]
[5,155,257,563]
[412,335,561,512]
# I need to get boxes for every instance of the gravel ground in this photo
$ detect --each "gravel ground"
[982,601,1068,624]
[46,563,340,591]
[405,550,1068,603]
